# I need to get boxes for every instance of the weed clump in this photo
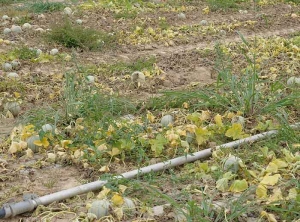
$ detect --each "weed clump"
[12,46,39,60]
[46,21,116,50]
[27,1,65,13]
[207,0,241,11]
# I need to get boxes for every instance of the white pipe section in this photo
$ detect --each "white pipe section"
[1,123,299,218]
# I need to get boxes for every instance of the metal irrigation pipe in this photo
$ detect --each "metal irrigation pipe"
[1,123,299,218]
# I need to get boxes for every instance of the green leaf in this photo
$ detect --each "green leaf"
[225,123,248,140]
[150,134,168,157]
[119,139,134,150]
[216,178,229,192]
[186,112,202,124]
[195,127,211,145]
[229,179,248,193]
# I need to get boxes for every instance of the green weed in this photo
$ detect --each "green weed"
[15,15,33,25]
[207,0,247,11]
[0,0,24,6]
[147,37,299,117]
[20,106,61,129]
[46,20,116,50]
[12,46,39,60]
[0,80,25,94]
[63,69,136,122]
[42,179,57,189]
[114,10,137,19]
[100,56,156,76]
[27,1,65,13]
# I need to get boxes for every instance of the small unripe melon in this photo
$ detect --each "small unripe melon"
[7,72,19,79]
[161,115,173,127]
[287,76,300,86]
[186,132,195,143]
[223,156,241,173]
[88,200,110,219]
[123,197,135,214]
[3,28,11,35]
[76,19,83,24]
[11,60,21,69]
[22,23,32,30]
[2,15,10,20]
[50,48,59,55]
[131,71,145,84]
[4,102,21,116]
[177,13,186,19]
[27,135,41,153]
[3,62,12,71]
[86,75,95,83]
[63,7,72,15]
[11,25,22,33]
[200,20,208,26]
[42,124,53,132]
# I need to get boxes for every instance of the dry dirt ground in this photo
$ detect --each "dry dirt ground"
[0,0,299,221]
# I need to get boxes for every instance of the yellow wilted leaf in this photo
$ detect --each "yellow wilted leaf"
[260,211,277,222]
[6,110,14,118]
[111,194,124,206]
[214,114,223,127]
[97,144,108,151]
[202,6,210,14]
[182,102,189,109]
[119,185,127,194]
[25,148,34,158]
[292,143,300,148]
[287,188,297,200]
[114,207,124,220]
[61,140,73,148]
[108,147,121,157]
[200,110,210,121]
[282,148,295,163]
[34,137,49,148]
[195,127,211,145]
[97,186,111,200]
[260,174,281,186]
[147,111,155,123]
[268,188,283,203]
[229,179,248,193]
[13,92,21,98]
[74,150,84,159]
[216,178,229,192]
[265,162,278,173]
[99,165,110,172]
[248,170,258,178]
[272,159,288,169]
[256,184,267,199]
[225,123,248,140]
[19,141,27,149]
[8,142,21,154]
[20,124,35,141]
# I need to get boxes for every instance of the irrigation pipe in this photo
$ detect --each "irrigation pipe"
[1,123,299,218]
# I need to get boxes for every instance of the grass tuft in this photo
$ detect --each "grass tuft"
[27,1,65,13]
[207,0,247,11]
[12,46,39,60]
[46,20,117,50]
